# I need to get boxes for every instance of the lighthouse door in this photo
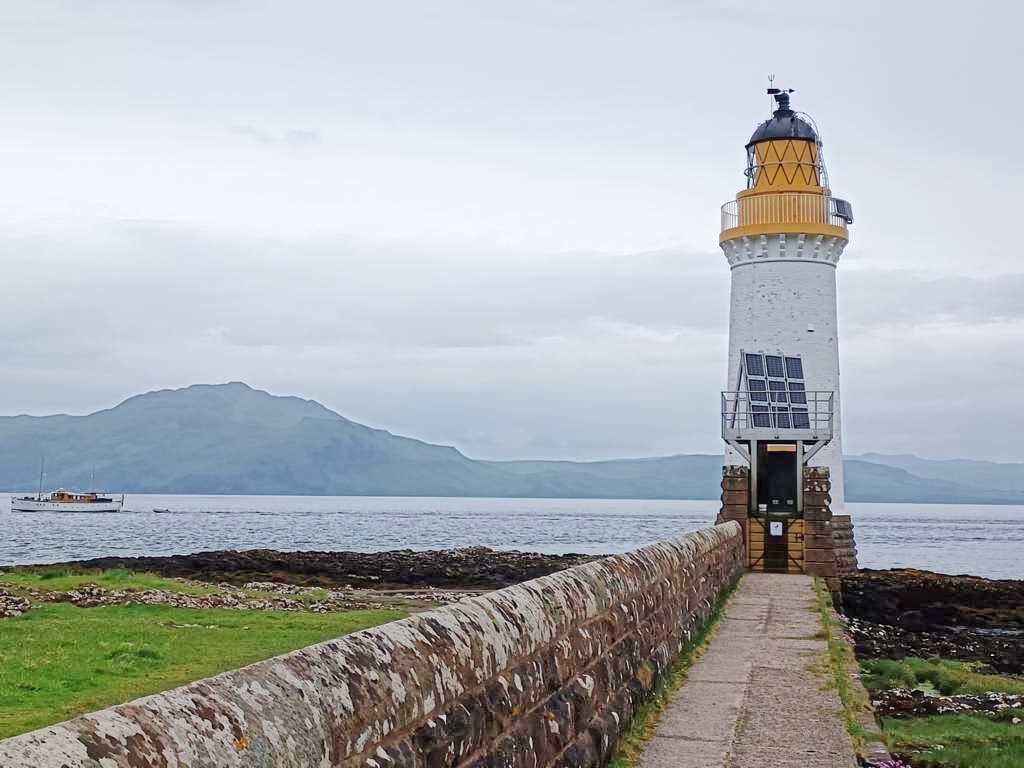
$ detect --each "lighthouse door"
[748,443,806,573]
[758,444,797,513]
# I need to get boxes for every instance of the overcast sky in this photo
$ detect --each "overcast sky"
[1,1,1021,462]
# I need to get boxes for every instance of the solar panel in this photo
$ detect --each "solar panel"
[832,197,854,224]
[785,357,803,379]
[773,407,791,429]
[745,353,765,377]
[749,378,768,401]
[741,352,813,429]
[792,408,810,429]
[752,405,771,428]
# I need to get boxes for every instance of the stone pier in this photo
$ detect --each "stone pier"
[0,524,745,768]
[636,573,858,768]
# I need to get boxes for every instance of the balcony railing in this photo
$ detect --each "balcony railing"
[721,390,834,442]
[721,193,851,235]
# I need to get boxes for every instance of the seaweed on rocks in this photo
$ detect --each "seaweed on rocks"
[843,569,1024,630]
[23,546,598,590]
[842,569,1024,675]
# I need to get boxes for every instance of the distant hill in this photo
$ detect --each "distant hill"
[0,383,517,496]
[0,383,1021,504]
[0,383,719,498]
[844,459,1024,505]
[854,453,1024,494]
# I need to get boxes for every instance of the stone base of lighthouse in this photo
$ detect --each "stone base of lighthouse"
[716,465,858,593]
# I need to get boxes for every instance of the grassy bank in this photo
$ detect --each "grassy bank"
[882,713,1024,768]
[0,602,404,738]
[2,567,341,606]
[1,567,218,595]
[857,657,1024,768]
[862,657,1024,698]
[811,578,874,752]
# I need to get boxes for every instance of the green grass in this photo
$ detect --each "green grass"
[861,657,1024,697]
[0,603,405,738]
[0,568,348,605]
[297,587,331,604]
[811,578,872,749]
[607,577,739,768]
[884,714,1024,768]
[0,568,218,596]
[861,650,1024,766]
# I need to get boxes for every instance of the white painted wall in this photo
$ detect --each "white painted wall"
[721,233,847,510]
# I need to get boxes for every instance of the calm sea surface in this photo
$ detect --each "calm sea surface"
[2,495,1022,580]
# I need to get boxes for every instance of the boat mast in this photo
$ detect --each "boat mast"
[37,457,45,501]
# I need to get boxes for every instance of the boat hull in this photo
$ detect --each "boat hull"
[10,498,123,513]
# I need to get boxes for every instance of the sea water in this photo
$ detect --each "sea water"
[1,496,1021,579]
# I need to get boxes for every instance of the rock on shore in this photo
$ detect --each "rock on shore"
[0,589,30,617]
[40,546,598,590]
[842,569,1024,675]
[873,688,1024,718]
[843,569,1024,630]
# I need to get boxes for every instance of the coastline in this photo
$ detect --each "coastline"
[4,546,598,590]
[4,544,1024,765]
[843,568,1024,674]
[840,569,1024,766]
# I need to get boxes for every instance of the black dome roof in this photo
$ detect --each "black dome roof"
[746,91,818,147]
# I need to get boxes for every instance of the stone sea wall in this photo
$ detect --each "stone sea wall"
[832,515,858,577]
[0,523,743,768]
[803,468,859,587]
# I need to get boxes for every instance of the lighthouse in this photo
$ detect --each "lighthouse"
[717,89,856,577]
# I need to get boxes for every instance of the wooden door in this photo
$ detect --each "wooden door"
[748,517,805,574]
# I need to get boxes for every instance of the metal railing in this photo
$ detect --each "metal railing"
[721,390,834,441]
[720,193,850,234]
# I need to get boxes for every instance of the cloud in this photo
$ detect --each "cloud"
[841,270,1024,328]
[227,124,274,144]
[283,130,322,149]
[227,125,322,149]
[0,220,1021,461]
[1,221,721,351]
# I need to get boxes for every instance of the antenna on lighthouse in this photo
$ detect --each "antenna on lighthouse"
[767,85,796,116]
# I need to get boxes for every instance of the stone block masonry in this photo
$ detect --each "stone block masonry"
[716,465,750,542]
[803,467,859,590]
[0,523,744,768]
[832,515,858,577]
[715,465,858,591]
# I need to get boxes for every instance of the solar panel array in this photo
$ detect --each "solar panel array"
[743,353,810,429]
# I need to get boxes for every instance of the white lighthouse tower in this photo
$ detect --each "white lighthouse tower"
[718,89,854,574]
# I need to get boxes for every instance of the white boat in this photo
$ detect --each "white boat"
[10,459,124,512]
[11,489,125,513]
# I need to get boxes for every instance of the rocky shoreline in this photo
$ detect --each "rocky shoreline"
[0,590,30,618]
[841,568,1024,767]
[2,581,480,615]
[873,688,1024,719]
[0,547,599,621]
[15,546,598,590]
[842,569,1024,675]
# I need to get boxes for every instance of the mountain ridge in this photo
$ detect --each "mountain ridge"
[2,383,1021,504]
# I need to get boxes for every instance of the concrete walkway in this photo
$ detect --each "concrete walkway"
[636,573,858,768]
